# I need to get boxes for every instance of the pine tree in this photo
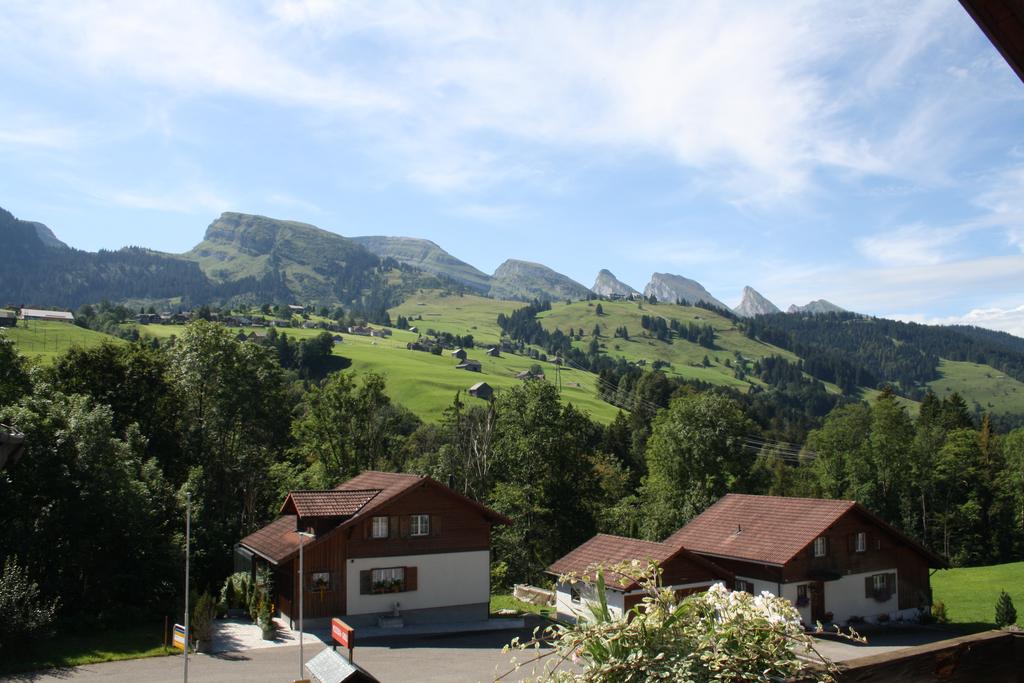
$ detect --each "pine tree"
[995,590,1017,628]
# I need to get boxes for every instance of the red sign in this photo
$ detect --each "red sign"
[331,617,354,651]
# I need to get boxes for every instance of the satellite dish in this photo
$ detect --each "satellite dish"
[0,424,25,470]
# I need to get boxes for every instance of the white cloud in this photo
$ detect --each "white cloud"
[0,0,978,198]
[856,223,966,266]
[894,304,1024,338]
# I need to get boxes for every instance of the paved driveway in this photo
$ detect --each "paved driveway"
[5,624,555,683]
[807,626,966,664]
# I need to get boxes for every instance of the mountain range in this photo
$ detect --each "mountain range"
[2,205,842,315]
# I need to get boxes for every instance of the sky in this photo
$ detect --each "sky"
[2,1,1024,335]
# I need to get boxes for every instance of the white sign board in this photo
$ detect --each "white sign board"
[305,648,360,683]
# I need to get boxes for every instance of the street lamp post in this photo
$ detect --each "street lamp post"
[297,529,314,680]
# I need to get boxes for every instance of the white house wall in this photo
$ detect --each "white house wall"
[823,569,899,624]
[346,550,490,616]
[555,581,624,623]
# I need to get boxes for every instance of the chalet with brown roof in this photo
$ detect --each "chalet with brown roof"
[666,494,947,625]
[546,534,732,623]
[238,471,509,628]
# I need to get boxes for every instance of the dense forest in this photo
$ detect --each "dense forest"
[743,312,1024,398]
[1,320,1022,655]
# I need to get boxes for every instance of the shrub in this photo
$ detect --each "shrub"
[0,556,60,654]
[995,591,1017,628]
[490,561,510,593]
[931,601,949,624]
[501,561,858,682]
[190,592,217,647]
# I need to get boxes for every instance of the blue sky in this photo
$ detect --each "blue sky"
[2,1,1024,334]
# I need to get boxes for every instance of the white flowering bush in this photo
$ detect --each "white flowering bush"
[500,560,852,683]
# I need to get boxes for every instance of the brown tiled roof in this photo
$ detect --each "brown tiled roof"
[239,515,302,564]
[547,534,681,591]
[335,471,509,526]
[282,489,381,518]
[666,494,856,566]
[241,471,509,565]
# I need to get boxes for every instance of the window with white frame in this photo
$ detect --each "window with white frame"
[372,516,389,539]
[410,514,430,537]
[736,579,755,594]
[855,531,867,553]
[873,573,886,592]
[371,566,405,588]
[813,535,829,557]
[570,584,581,603]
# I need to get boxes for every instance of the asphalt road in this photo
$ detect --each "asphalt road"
[4,627,557,683]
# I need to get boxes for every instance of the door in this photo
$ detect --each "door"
[810,581,825,623]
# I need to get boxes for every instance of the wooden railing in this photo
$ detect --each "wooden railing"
[792,630,1023,683]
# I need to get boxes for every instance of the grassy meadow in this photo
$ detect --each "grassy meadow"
[538,299,797,389]
[0,623,175,675]
[389,290,525,346]
[931,561,1024,629]
[928,359,1024,417]
[1,320,125,364]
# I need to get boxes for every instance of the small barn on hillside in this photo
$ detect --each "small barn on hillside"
[451,348,468,361]
[19,308,74,323]
[456,359,482,372]
[485,347,500,357]
[468,382,493,400]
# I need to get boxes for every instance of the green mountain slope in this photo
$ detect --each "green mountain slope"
[186,212,383,303]
[352,236,491,294]
[489,259,592,302]
[538,299,796,388]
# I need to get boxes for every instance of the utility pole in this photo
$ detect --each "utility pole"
[184,492,190,683]
[297,530,314,680]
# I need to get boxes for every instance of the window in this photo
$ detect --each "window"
[736,579,755,594]
[865,572,894,601]
[570,584,581,603]
[873,574,886,592]
[360,566,417,594]
[796,584,809,607]
[410,514,430,537]
[307,571,333,593]
[371,567,405,593]
[372,516,389,539]
[813,536,829,557]
[855,532,867,553]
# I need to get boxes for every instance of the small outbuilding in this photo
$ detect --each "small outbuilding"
[486,347,500,357]
[451,348,468,361]
[468,382,493,400]
[0,310,17,327]
[19,308,75,323]
[456,359,482,372]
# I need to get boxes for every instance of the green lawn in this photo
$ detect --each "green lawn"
[490,594,554,619]
[389,290,525,346]
[2,320,125,364]
[334,332,621,424]
[931,561,1024,629]
[928,359,1024,417]
[0,623,175,675]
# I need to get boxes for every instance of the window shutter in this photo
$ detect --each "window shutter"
[431,514,441,537]
[400,516,410,538]
[865,576,873,598]
[847,534,855,553]
[360,570,371,595]
[886,573,897,599]
[389,515,399,539]
[405,566,418,591]
[825,536,830,555]
[363,520,370,540]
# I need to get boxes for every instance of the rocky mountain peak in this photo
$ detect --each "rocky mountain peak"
[733,286,780,317]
